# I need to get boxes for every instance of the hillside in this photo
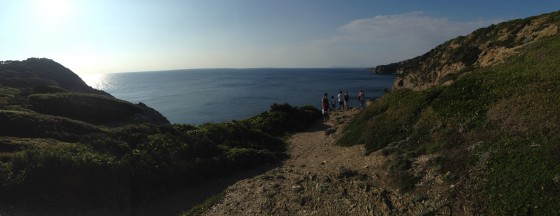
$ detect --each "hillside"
[339,10,560,214]
[0,59,321,214]
[0,58,169,126]
[375,11,560,91]
[1,58,108,95]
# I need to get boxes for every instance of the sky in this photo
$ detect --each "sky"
[1,0,559,77]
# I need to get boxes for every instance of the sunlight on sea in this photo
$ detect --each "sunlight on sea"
[79,73,108,89]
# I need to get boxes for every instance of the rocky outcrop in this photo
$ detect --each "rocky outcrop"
[375,11,560,91]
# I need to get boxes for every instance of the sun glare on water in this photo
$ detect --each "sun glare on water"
[79,73,106,89]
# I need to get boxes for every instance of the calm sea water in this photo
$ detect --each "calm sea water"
[91,68,395,125]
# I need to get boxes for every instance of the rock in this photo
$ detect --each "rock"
[292,185,304,192]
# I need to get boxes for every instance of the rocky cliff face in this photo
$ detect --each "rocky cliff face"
[375,11,560,91]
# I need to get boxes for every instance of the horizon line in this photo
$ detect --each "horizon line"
[113,66,373,74]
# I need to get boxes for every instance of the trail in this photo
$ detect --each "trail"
[202,109,408,215]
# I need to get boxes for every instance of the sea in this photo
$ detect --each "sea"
[88,68,395,125]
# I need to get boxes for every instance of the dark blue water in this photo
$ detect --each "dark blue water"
[93,68,395,125]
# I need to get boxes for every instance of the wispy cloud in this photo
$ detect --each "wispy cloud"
[280,12,502,67]
[338,12,499,43]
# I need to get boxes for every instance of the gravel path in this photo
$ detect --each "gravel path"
[203,109,408,215]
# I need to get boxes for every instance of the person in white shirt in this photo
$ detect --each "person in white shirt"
[337,91,344,110]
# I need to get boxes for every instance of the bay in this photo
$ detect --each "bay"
[91,68,395,125]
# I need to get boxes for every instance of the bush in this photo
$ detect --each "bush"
[0,110,102,142]
[246,103,321,136]
[486,138,560,215]
[338,88,441,152]
[0,138,128,208]
[28,93,142,124]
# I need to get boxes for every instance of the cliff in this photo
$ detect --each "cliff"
[374,11,560,90]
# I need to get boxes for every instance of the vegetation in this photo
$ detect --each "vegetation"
[339,28,560,213]
[0,103,319,209]
[0,58,321,211]
[27,92,159,125]
[377,10,560,91]
[4,10,560,215]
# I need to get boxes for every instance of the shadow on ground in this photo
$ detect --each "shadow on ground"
[133,164,278,216]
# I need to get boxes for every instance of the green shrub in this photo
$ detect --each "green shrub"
[338,88,441,153]
[0,138,128,208]
[246,103,321,136]
[486,138,560,215]
[28,93,142,124]
[0,102,315,208]
[0,110,103,142]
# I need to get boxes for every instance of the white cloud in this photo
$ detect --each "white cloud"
[339,12,498,41]
[281,12,502,67]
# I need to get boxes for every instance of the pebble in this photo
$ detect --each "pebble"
[292,185,304,192]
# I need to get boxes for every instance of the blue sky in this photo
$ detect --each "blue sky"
[1,0,559,77]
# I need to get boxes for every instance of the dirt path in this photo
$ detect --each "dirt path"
[202,109,410,215]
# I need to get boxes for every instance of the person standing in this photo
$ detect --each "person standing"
[322,93,330,121]
[330,96,336,111]
[344,91,350,110]
[337,91,344,111]
[357,90,365,109]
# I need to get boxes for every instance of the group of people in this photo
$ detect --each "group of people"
[321,90,365,122]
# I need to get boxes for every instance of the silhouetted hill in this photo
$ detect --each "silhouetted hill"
[0,58,108,95]
[0,58,169,125]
